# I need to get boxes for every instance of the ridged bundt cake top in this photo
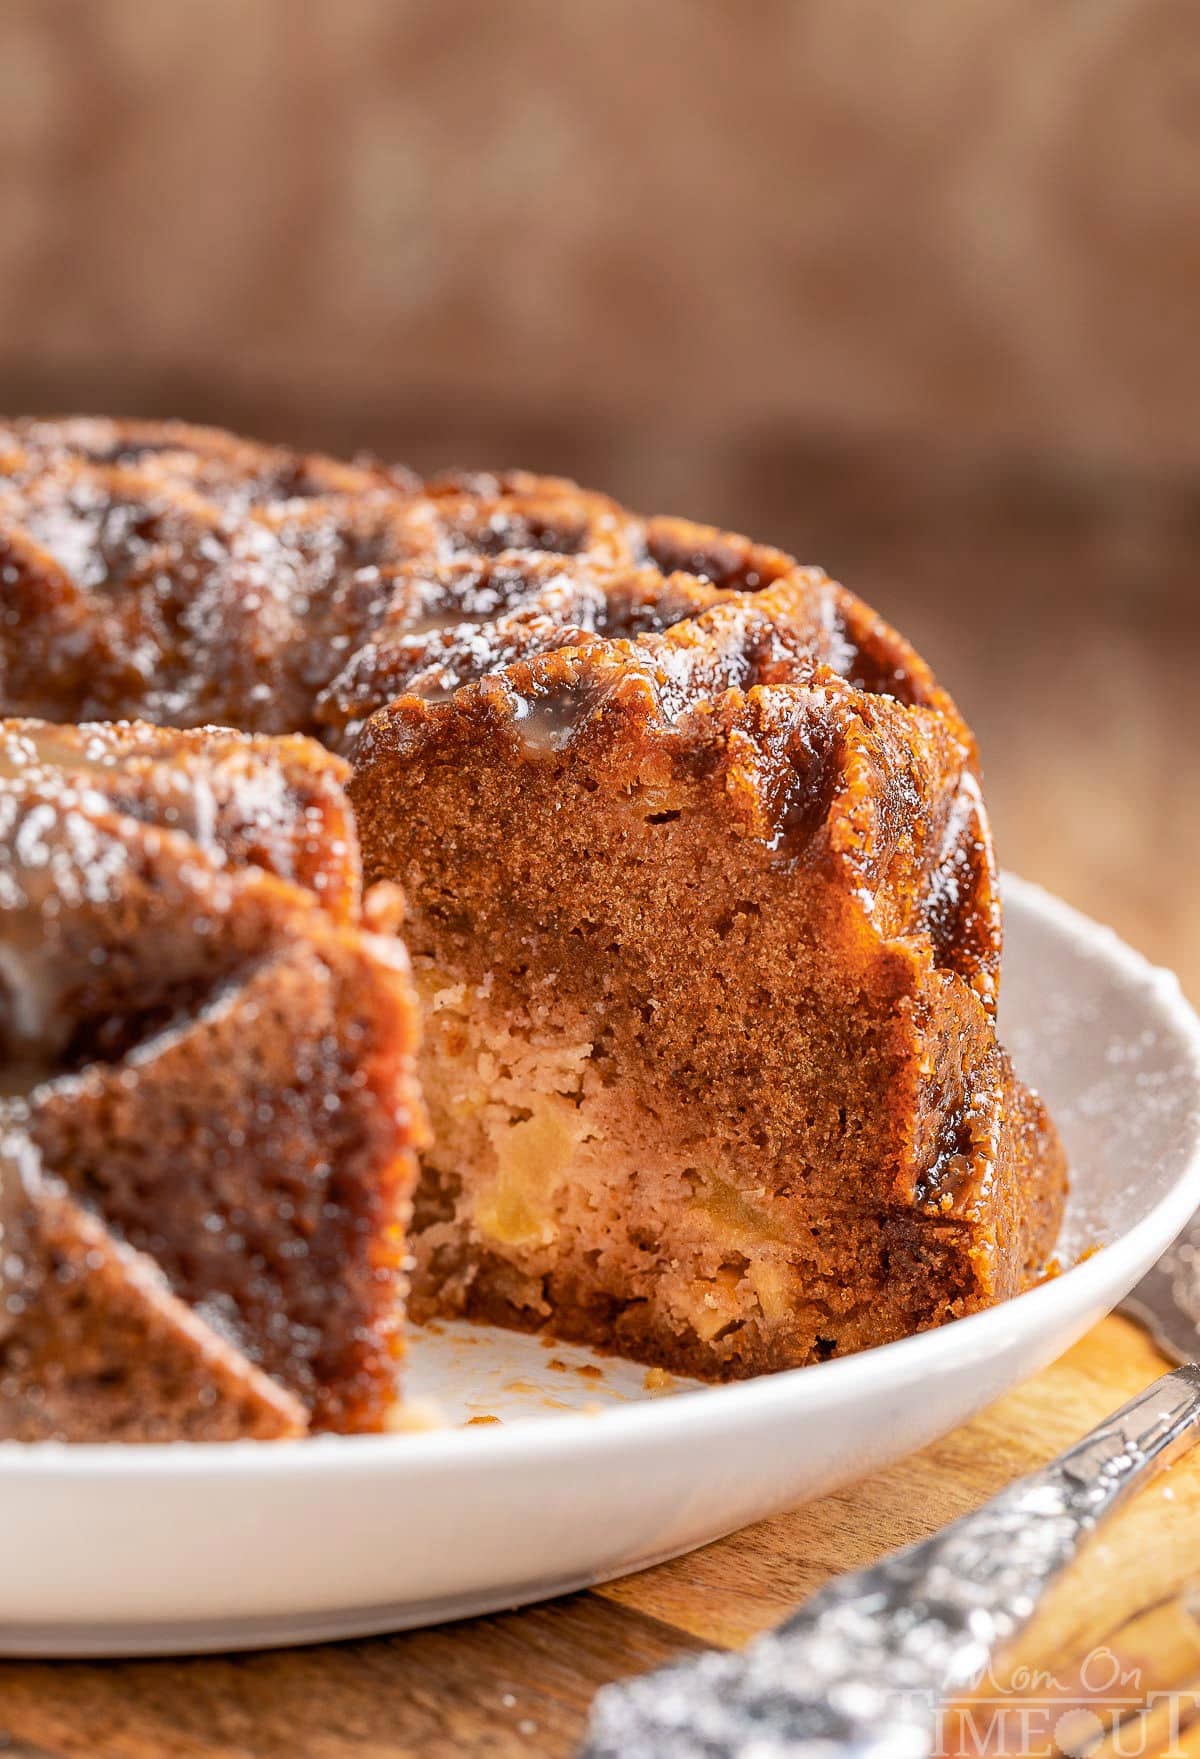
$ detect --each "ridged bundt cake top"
[0,718,422,1436]
[0,416,961,738]
[0,718,362,925]
[0,417,996,1007]
[0,718,367,1074]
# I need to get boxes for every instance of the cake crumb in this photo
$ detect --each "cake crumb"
[385,1397,446,1433]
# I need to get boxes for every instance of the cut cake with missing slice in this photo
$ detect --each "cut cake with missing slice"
[0,420,1067,1390]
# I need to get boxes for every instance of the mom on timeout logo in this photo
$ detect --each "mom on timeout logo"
[931,1647,1200,1757]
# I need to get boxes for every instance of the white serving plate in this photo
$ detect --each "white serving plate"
[3,876,1198,1657]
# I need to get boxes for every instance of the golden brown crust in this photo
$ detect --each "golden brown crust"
[356,576,999,1011]
[0,718,362,919]
[0,717,424,1439]
[0,415,963,738]
[0,1136,308,1443]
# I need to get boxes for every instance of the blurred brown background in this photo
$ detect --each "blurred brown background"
[0,0,1196,993]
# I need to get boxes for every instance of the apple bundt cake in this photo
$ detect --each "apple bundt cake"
[0,418,1066,1432]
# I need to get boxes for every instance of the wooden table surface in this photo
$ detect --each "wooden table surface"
[1,463,1196,1757]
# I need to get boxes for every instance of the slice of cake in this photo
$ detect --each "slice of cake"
[350,566,1067,1377]
[0,720,424,1439]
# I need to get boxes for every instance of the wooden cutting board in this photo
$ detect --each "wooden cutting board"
[1,1311,1197,1758]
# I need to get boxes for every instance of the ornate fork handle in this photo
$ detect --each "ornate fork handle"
[581,1365,1200,1759]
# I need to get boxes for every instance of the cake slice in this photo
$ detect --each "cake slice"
[0,720,424,1439]
[349,562,1067,1377]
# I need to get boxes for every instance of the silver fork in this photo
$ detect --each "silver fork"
[580,1261,1200,1759]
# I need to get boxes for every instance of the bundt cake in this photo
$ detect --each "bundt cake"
[0,418,1066,1421]
[0,718,423,1439]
